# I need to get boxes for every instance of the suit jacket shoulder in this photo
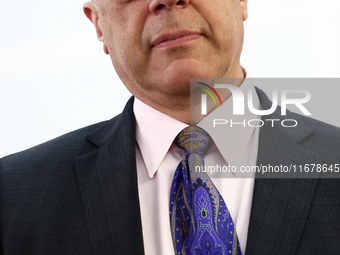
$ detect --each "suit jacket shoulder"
[0,97,144,255]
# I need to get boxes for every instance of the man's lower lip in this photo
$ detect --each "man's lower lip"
[154,34,201,49]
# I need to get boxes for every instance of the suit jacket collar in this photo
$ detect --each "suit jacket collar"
[245,88,321,255]
[74,96,145,255]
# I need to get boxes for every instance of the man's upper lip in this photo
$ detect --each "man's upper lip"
[152,30,201,47]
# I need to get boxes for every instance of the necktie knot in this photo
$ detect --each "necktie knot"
[174,126,212,156]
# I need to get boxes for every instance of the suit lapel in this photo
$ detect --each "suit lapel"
[74,97,145,255]
[246,88,320,254]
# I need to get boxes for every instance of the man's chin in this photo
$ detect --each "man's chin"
[162,61,213,85]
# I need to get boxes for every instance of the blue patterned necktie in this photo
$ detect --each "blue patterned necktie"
[170,126,242,255]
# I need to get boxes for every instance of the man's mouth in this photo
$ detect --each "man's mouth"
[152,30,201,49]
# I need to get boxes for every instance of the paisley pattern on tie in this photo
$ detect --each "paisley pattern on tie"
[170,126,242,255]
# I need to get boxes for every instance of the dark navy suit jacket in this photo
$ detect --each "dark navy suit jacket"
[1,88,340,254]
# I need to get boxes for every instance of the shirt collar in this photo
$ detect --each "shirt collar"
[134,99,188,178]
[197,79,260,173]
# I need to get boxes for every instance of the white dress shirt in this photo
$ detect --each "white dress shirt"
[134,79,261,255]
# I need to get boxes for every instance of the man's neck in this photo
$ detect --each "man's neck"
[136,65,245,125]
